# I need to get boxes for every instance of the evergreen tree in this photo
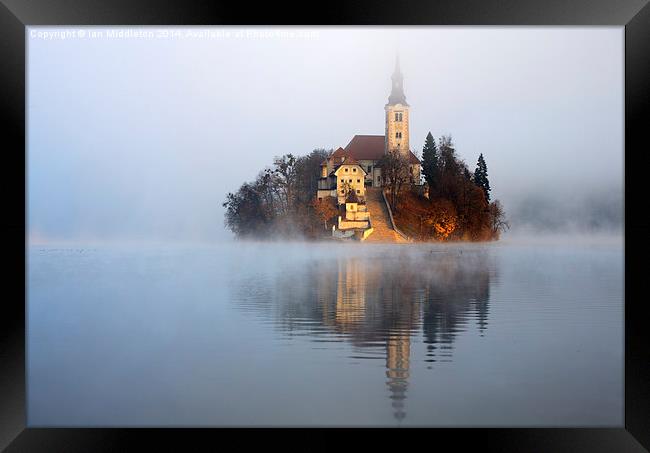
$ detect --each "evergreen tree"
[438,135,458,175]
[474,153,491,202]
[421,132,439,195]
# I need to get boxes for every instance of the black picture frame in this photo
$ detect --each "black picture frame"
[2,0,648,450]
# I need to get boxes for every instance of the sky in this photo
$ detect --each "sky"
[27,27,623,243]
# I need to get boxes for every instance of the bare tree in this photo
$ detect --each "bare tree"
[489,200,510,239]
[272,154,298,214]
[379,150,411,211]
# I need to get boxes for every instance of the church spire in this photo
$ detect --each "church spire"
[384,54,411,156]
[388,54,408,106]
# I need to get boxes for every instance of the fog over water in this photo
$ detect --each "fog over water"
[28,241,623,426]
[27,26,623,243]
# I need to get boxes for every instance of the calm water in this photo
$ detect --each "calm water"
[27,238,623,426]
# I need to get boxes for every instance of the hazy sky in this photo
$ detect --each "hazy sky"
[27,27,623,243]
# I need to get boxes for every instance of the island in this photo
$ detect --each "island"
[224,57,509,242]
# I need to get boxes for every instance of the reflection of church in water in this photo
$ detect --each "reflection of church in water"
[234,249,492,422]
[316,252,492,421]
[322,259,418,420]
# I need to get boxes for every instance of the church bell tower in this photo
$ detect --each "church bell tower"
[385,55,410,156]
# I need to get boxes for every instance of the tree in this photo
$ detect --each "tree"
[294,149,331,205]
[437,135,463,203]
[488,200,510,239]
[421,132,439,195]
[272,154,299,213]
[345,188,360,204]
[379,150,411,212]
[438,135,457,172]
[312,196,339,230]
[474,153,491,202]
[457,183,491,240]
[339,181,354,200]
[425,199,457,240]
[223,182,268,237]
[224,149,336,239]
[255,168,281,220]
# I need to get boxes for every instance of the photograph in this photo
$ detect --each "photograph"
[26,26,624,427]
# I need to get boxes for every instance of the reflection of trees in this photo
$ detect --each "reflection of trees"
[422,253,492,361]
[230,248,493,421]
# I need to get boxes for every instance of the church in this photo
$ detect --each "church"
[317,56,421,206]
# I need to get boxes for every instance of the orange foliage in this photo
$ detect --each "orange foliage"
[312,196,339,229]
[427,199,457,239]
[394,191,458,241]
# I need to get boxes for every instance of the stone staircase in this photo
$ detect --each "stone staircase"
[364,188,408,243]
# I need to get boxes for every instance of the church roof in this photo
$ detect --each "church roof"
[388,55,408,106]
[343,135,420,164]
[344,135,386,160]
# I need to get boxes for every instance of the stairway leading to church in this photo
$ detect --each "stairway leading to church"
[364,188,408,243]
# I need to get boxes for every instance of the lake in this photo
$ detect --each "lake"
[27,237,623,426]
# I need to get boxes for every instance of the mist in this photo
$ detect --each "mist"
[27,26,623,244]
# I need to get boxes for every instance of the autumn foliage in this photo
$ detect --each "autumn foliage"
[393,134,509,242]
[312,196,339,230]
[223,134,509,242]
[394,195,457,240]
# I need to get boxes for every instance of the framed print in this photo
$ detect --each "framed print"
[2,0,649,450]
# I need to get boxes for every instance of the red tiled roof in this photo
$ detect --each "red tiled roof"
[343,134,420,164]
[341,156,359,165]
[344,135,385,160]
[330,147,349,165]
[331,147,347,157]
